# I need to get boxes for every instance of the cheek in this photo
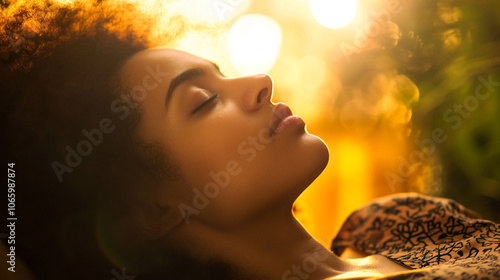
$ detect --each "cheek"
[165,117,265,225]
[169,110,257,188]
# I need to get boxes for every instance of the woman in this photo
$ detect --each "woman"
[102,47,410,279]
[2,1,499,279]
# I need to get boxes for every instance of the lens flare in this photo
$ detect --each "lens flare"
[310,0,357,28]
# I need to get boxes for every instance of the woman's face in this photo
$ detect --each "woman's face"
[119,48,328,229]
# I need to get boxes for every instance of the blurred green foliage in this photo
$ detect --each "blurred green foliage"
[393,0,500,221]
[331,0,500,221]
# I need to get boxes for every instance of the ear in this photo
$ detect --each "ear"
[131,203,183,240]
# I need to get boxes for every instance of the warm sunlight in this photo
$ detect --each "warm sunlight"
[227,13,282,75]
[8,2,500,277]
[310,0,358,28]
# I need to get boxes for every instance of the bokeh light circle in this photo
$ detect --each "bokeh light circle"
[310,0,357,28]
[227,13,282,75]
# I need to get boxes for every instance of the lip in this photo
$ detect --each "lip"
[269,103,305,137]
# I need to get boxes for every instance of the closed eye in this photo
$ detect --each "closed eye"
[192,93,219,114]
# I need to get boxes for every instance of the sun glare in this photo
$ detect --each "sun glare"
[310,0,358,29]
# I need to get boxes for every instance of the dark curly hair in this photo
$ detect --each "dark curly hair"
[1,1,243,279]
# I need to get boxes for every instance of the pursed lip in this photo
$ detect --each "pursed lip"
[269,102,293,137]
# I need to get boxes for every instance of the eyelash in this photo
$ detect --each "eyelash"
[192,93,219,114]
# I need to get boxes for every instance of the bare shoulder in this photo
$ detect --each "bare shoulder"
[341,248,408,272]
[325,270,384,280]
[328,248,410,279]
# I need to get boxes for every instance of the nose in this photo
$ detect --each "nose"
[233,73,273,112]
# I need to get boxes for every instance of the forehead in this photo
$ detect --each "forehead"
[119,48,211,84]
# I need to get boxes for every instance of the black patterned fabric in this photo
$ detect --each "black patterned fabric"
[331,193,500,279]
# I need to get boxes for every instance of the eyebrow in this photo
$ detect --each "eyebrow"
[165,62,223,108]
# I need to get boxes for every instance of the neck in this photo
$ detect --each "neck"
[169,205,355,280]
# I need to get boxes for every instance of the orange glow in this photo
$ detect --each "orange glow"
[335,140,373,225]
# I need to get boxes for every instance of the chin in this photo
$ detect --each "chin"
[278,132,329,202]
[303,132,330,182]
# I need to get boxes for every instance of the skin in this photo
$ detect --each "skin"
[118,48,409,279]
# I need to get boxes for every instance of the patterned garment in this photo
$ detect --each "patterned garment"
[331,193,500,279]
